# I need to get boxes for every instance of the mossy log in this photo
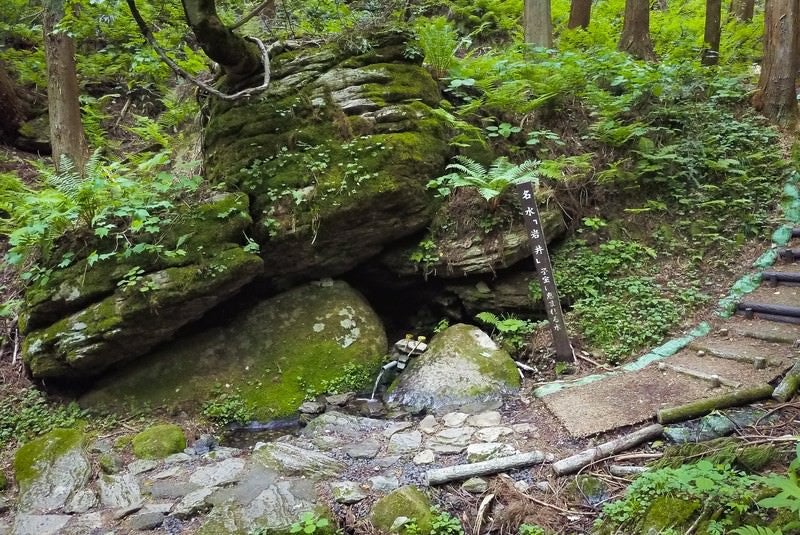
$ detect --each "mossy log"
[773,361,800,402]
[426,451,548,485]
[656,383,774,424]
[551,424,663,476]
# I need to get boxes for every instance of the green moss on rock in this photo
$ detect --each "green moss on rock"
[370,486,433,534]
[14,427,84,485]
[132,424,186,459]
[81,281,386,419]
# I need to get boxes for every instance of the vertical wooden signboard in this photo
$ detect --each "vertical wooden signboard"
[516,182,574,362]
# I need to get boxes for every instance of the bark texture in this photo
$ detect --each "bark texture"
[702,0,722,65]
[568,0,592,29]
[731,0,755,20]
[0,60,24,142]
[181,0,262,82]
[753,0,800,124]
[524,0,553,47]
[619,0,657,60]
[43,4,89,171]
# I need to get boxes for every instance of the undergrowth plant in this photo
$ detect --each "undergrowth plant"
[0,388,87,448]
[475,311,536,355]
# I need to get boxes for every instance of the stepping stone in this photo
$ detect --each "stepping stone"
[128,460,158,475]
[466,411,502,427]
[741,285,800,309]
[383,421,413,439]
[418,415,438,434]
[731,318,800,345]
[331,481,368,504]
[668,349,791,387]
[369,475,399,492]
[189,458,246,487]
[413,450,435,465]
[466,443,517,462]
[462,477,488,493]
[64,489,97,514]
[542,366,719,437]
[127,511,164,531]
[430,427,475,447]
[474,426,513,442]
[172,487,214,518]
[253,442,344,478]
[689,335,795,367]
[12,514,70,535]
[98,473,142,509]
[443,413,468,427]
[346,439,382,459]
[387,431,422,454]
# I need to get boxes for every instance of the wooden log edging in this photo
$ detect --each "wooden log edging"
[773,361,800,402]
[656,383,774,425]
[551,424,664,476]
[426,451,550,485]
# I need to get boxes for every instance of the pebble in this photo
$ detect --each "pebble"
[412,450,435,465]
[128,460,159,475]
[369,475,400,492]
[461,477,488,493]
[128,511,165,531]
[299,401,326,414]
[325,392,355,406]
[331,481,368,504]
[513,480,531,493]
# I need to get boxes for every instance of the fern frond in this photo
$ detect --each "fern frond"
[731,526,783,535]
[475,311,500,326]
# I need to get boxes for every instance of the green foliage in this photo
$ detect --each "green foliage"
[289,512,330,534]
[598,460,759,531]
[755,442,800,527]
[430,510,465,535]
[428,156,539,206]
[414,16,462,79]
[518,525,546,535]
[202,390,254,426]
[732,527,784,535]
[475,311,536,354]
[316,362,374,396]
[0,153,201,284]
[0,388,86,448]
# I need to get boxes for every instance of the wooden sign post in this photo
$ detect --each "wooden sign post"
[516,182,574,362]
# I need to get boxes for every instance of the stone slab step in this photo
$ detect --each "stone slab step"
[689,334,797,368]
[667,349,790,387]
[739,285,800,308]
[542,366,719,437]
[730,318,800,345]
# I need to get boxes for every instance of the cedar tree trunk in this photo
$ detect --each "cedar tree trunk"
[754,0,800,124]
[0,60,23,143]
[524,0,553,47]
[568,0,592,29]
[181,0,263,82]
[702,0,722,65]
[731,0,755,21]
[43,3,89,171]
[619,0,657,60]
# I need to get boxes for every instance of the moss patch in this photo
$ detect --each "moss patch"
[370,486,433,534]
[132,424,186,459]
[13,427,84,485]
[81,281,387,420]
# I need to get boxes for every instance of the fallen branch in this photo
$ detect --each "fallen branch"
[656,383,774,425]
[552,424,664,476]
[609,465,648,477]
[426,451,549,485]
[773,361,800,402]
[515,361,536,373]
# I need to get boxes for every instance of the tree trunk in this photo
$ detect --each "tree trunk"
[702,0,722,65]
[753,0,800,125]
[731,0,755,20]
[524,0,553,47]
[568,0,592,29]
[181,0,262,83]
[619,0,657,60]
[0,60,23,143]
[43,4,89,172]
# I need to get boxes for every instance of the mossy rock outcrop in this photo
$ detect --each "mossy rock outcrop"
[132,424,186,459]
[20,193,263,379]
[14,427,90,512]
[203,31,451,287]
[370,486,433,534]
[80,280,386,419]
[386,323,520,414]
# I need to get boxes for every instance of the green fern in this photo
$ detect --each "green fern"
[429,156,540,208]
[731,527,783,535]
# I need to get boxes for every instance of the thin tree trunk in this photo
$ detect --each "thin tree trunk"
[0,60,23,143]
[731,0,755,20]
[702,0,722,65]
[524,0,553,48]
[43,4,89,172]
[181,0,262,83]
[619,0,657,60]
[656,0,669,10]
[753,0,800,125]
[568,0,592,29]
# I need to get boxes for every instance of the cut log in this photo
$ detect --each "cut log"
[551,424,663,476]
[773,361,800,402]
[735,310,800,325]
[657,362,741,388]
[656,383,774,424]
[737,302,800,319]
[761,270,800,283]
[426,451,548,485]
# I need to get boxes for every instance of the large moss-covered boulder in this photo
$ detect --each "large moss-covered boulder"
[80,280,387,419]
[132,424,186,459]
[203,31,451,287]
[370,486,433,534]
[14,428,90,513]
[20,193,264,379]
[386,324,520,414]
